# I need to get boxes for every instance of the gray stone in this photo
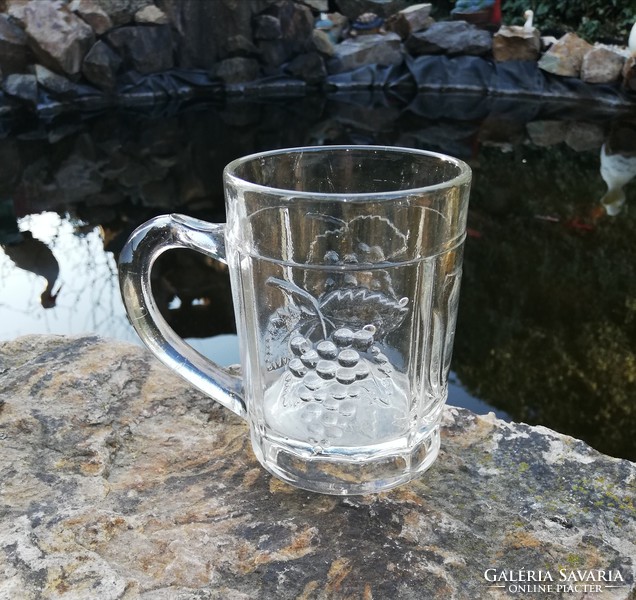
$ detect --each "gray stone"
[254,14,282,41]
[0,335,635,599]
[0,14,30,76]
[82,40,122,91]
[226,34,261,57]
[34,64,76,97]
[157,0,257,68]
[3,0,29,25]
[623,55,636,93]
[214,56,261,84]
[264,0,314,63]
[54,154,103,202]
[328,32,403,74]
[69,0,113,35]
[526,120,569,147]
[406,20,491,56]
[134,4,169,25]
[299,0,329,10]
[565,122,605,152]
[538,32,594,78]
[2,72,37,104]
[89,0,152,26]
[493,25,541,62]
[105,25,173,74]
[23,0,95,76]
[385,2,432,40]
[324,11,349,43]
[312,28,336,57]
[285,51,327,85]
[581,47,626,84]
[257,39,289,68]
[334,0,410,19]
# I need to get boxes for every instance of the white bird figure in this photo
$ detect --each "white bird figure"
[523,9,534,32]
[599,143,636,216]
[629,21,636,55]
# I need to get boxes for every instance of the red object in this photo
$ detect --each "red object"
[564,218,595,233]
[491,0,502,26]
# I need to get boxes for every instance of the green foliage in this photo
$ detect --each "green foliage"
[501,0,636,41]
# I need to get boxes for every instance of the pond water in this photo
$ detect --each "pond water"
[1,93,635,461]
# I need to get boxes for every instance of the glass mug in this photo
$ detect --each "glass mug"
[119,146,471,495]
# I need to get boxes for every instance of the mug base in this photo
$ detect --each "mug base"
[251,425,441,496]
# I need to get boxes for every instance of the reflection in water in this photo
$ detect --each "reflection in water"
[152,249,235,339]
[0,96,634,460]
[1,228,60,308]
[0,213,131,340]
[599,121,636,216]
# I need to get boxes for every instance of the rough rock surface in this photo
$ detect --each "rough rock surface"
[0,14,29,75]
[105,24,173,74]
[1,72,37,103]
[82,39,122,91]
[23,0,95,77]
[386,3,432,40]
[538,32,594,78]
[492,25,541,62]
[334,0,410,19]
[34,64,78,97]
[134,4,168,25]
[257,0,314,67]
[69,0,113,35]
[621,55,636,93]
[328,32,403,74]
[581,47,626,84]
[254,14,283,41]
[564,121,605,152]
[312,28,336,57]
[406,20,491,57]
[157,0,283,69]
[0,335,635,599]
[2,0,29,25]
[301,0,328,10]
[90,0,151,26]
[214,57,261,85]
[285,51,327,85]
[526,120,569,147]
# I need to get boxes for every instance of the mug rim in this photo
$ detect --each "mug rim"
[223,145,471,200]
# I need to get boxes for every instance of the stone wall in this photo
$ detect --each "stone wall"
[0,0,320,93]
[0,335,635,598]
[0,0,634,111]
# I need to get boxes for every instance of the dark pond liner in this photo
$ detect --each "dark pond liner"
[326,55,633,108]
[0,55,633,122]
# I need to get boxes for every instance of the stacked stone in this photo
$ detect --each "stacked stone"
[0,0,328,103]
[0,0,634,107]
[493,26,632,87]
[536,33,629,85]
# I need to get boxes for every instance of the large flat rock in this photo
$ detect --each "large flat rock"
[0,335,634,599]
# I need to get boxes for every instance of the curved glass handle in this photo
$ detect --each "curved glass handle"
[118,213,247,419]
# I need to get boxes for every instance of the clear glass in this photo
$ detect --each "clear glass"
[119,146,471,495]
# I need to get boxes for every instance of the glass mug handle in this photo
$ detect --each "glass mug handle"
[118,214,247,419]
